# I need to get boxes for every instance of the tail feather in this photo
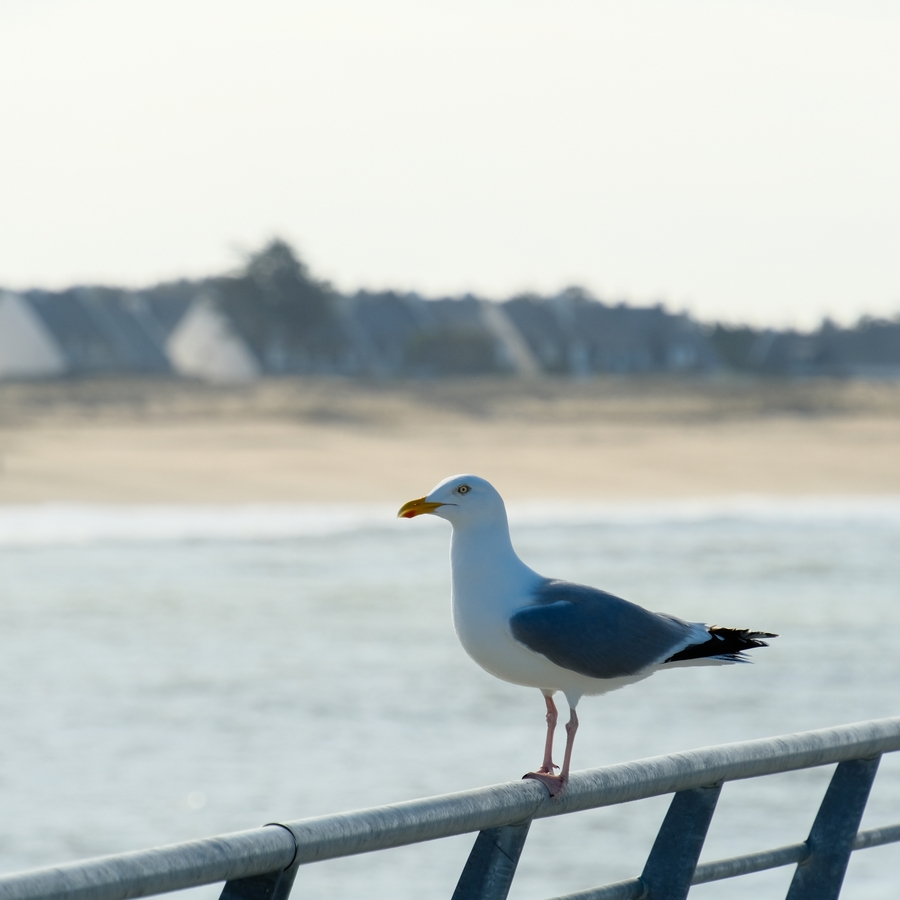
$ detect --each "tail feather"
[665,626,777,664]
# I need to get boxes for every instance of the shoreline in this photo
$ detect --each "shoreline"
[3,496,899,551]
[2,377,900,503]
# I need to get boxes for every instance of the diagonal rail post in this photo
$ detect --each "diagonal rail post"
[219,825,298,900]
[785,755,881,900]
[451,820,532,900]
[218,866,297,900]
[638,784,722,900]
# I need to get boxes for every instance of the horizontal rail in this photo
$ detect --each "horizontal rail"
[2,717,900,900]
[547,822,900,900]
[0,828,296,900]
[283,716,900,864]
[693,842,808,885]
[852,822,900,851]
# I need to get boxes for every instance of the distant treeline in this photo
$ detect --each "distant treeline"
[1,239,899,381]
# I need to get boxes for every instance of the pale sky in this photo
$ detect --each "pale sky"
[1,0,898,327]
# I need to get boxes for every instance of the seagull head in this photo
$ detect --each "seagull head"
[397,474,507,527]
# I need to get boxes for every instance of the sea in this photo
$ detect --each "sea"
[1,498,899,900]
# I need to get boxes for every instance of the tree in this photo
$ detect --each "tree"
[215,239,340,370]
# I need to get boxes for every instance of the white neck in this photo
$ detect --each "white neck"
[449,513,540,608]
[446,510,544,682]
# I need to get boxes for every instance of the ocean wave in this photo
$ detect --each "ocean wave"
[0,503,401,547]
[510,495,900,527]
[1,496,899,547]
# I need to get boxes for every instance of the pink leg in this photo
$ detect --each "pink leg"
[559,707,579,782]
[524,702,578,798]
[537,692,559,774]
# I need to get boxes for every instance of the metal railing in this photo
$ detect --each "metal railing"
[3,717,900,900]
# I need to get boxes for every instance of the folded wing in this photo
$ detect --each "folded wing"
[509,579,775,680]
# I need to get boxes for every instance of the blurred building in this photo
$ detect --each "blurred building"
[166,296,260,383]
[0,292,67,378]
[2,240,898,382]
[710,320,900,377]
[23,288,172,376]
[504,289,717,376]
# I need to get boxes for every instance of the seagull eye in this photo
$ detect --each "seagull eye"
[457,485,470,494]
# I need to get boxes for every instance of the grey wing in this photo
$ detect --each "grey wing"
[508,579,702,680]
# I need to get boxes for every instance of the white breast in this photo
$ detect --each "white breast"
[448,519,659,700]
[449,522,581,691]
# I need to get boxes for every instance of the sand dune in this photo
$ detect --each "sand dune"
[1,377,899,503]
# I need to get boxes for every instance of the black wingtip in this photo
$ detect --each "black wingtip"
[665,626,777,664]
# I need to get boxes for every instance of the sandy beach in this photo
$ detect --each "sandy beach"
[1,376,900,503]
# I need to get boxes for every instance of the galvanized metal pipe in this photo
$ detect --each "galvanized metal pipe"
[851,822,900,850]
[547,716,899,819]
[786,755,882,899]
[451,822,532,900]
[545,821,900,900]
[637,785,722,900]
[1,718,900,900]
[692,842,808,884]
[0,828,296,900]
[281,716,900,864]
[547,878,645,900]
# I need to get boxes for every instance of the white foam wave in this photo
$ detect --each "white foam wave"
[509,495,900,527]
[0,496,898,547]
[0,503,402,547]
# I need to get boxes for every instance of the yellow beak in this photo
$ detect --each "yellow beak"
[397,497,445,519]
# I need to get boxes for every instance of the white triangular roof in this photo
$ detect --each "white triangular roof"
[0,292,68,378]
[480,300,542,377]
[165,297,260,383]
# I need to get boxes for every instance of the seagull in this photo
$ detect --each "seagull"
[398,474,776,797]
